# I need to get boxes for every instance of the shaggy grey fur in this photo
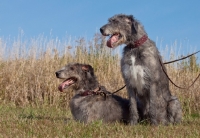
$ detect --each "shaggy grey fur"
[55,63,131,124]
[100,14,182,125]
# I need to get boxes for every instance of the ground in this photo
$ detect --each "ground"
[0,104,200,138]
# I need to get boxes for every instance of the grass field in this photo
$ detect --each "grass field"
[0,34,200,137]
[0,104,200,138]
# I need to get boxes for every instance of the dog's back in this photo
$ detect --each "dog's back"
[70,91,129,123]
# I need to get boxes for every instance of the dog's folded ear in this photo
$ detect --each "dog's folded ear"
[124,15,138,34]
[131,20,138,34]
[81,65,88,72]
[81,64,95,77]
[81,65,92,72]
[125,15,134,24]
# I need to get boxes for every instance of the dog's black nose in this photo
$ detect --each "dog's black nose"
[55,72,60,78]
[100,27,104,34]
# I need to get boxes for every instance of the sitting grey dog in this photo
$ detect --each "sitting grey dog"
[55,63,135,124]
[100,14,182,125]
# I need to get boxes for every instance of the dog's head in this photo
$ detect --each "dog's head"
[100,14,144,48]
[55,63,96,92]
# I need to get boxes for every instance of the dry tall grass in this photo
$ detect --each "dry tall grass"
[0,33,199,116]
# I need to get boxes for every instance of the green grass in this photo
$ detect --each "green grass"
[0,104,200,138]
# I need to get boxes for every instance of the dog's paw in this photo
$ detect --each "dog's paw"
[129,120,138,125]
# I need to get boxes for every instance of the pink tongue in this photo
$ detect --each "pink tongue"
[107,34,119,48]
[58,80,70,92]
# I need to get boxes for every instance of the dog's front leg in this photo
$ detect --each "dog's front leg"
[128,87,139,125]
[149,83,158,125]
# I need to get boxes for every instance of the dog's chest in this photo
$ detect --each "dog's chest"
[121,55,146,93]
[70,96,89,116]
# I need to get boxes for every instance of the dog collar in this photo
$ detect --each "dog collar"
[79,87,107,98]
[79,90,95,96]
[128,35,148,48]
[134,35,148,47]
[79,86,101,96]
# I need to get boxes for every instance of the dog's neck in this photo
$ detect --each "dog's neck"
[75,79,100,95]
[78,86,101,96]
[127,35,148,48]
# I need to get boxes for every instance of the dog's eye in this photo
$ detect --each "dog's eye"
[113,20,119,24]
[70,66,75,70]
[112,19,116,22]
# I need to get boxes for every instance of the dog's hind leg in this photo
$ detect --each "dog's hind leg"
[167,96,182,124]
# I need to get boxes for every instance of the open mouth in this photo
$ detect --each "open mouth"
[104,33,122,48]
[58,77,77,92]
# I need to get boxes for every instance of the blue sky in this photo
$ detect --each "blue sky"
[0,0,200,58]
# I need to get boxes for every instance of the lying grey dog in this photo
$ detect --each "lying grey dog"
[55,63,134,124]
[100,14,182,125]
